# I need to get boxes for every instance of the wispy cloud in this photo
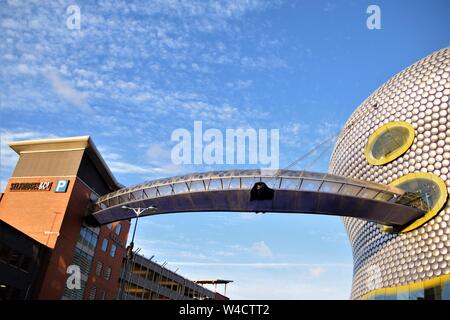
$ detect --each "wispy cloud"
[0,130,56,168]
[0,130,57,191]
[46,71,92,113]
[166,262,351,268]
[251,241,273,257]
[308,266,326,277]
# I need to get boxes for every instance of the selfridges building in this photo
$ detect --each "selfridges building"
[330,46,450,299]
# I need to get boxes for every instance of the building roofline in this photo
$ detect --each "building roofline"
[8,136,122,191]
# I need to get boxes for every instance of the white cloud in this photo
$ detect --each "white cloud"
[251,241,273,257]
[167,262,350,268]
[146,143,171,163]
[308,266,326,277]
[16,63,37,75]
[102,145,184,177]
[0,130,56,169]
[46,71,92,112]
[106,160,160,174]
[226,80,253,89]
[1,18,22,29]
[0,130,58,190]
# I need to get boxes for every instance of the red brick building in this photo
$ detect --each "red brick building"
[0,136,130,300]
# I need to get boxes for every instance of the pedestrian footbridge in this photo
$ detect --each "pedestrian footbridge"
[89,169,427,228]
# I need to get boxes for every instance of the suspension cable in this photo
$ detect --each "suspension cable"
[276,131,340,175]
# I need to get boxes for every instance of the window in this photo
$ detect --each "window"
[442,282,450,300]
[0,284,9,300]
[104,266,112,280]
[101,239,108,252]
[115,223,121,236]
[0,244,10,263]
[62,248,93,300]
[19,256,32,272]
[396,289,410,300]
[79,227,98,251]
[96,261,103,276]
[390,172,448,232]
[425,286,442,300]
[107,223,112,230]
[147,269,155,281]
[364,121,415,165]
[100,291,106,300]
[89,287,96,300]
[410,287,425,300]
[110,244,117,257]
[8,251,21,268]
[9,287,21,300]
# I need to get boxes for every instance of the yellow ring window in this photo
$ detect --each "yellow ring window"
[389,172,448,233]
[364,121,415,165]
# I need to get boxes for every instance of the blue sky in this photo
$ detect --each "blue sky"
[1,0,449,299]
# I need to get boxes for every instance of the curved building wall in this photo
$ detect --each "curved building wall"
[329,47,450,299]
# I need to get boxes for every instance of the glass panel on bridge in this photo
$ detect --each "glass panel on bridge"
[280,178,300,190]
[375,192,395,202]
[341,185,362,196]
[173,183,189,194]
[228,178,241,189]
[207,179,222,190]
[359,188,380,199]
[319,181,342,193]
[300,179,322,191]
[131,190,144,200]
[241,178,258,188]
[190,180,205,192]
[158,185,173,196]
[143,188,157,198]
[260,177,280,189]
[221,178,231,189]
[119,194,130,203]
[109,197,119,206]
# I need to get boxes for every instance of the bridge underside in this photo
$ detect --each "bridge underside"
[91,189,424,226]
[89,170,426,227]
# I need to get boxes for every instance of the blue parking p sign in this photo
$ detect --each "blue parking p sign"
[54,180,70,193]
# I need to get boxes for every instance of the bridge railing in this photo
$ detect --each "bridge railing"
[93,170,405,213]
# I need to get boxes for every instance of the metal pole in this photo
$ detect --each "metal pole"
[118,205,156,300]
[129,212,140,251]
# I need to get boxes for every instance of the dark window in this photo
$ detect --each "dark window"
[410,287,425,300]
[80,227,98,251]
[442,282,450,300]
[384,294,397,300]
[8,251,21,268]
[101,239,108,252]
[96,261,103,276]
[396,289,409,300]
[9,287,21,300]
[110,244,117,257]
[425,286,442,300]
[89,287,96,300]
[0,244,10,263]
[0,284,9,300]
[104,266,112,280]
[115,224,121,236]
[19,256,32,272]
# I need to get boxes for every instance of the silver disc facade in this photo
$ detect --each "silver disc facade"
[329,47,450,299]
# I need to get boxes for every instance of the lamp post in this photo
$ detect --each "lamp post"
[122,205,157,256]
[119,205,156,300]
